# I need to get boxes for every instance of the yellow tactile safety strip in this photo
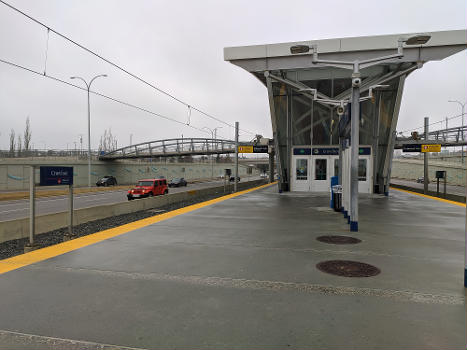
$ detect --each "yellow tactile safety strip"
[390,186,466,207]
[0,182,277,275]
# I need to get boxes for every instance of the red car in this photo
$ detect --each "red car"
[127,178,168,200]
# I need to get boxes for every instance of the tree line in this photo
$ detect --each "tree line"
[8,117,32,155]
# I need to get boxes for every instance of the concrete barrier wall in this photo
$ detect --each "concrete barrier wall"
[391,159,466,186]
[0,179,267,244]
[0,158,258,190]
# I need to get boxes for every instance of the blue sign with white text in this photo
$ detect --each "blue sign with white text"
[40,166,73,186]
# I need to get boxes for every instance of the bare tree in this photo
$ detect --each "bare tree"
[17,134,22,156]
[24,116,32,151]
[98,128,118,153]
[9,129,15,156]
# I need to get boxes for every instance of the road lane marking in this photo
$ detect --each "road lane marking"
[0,182,276,274]
[390,187,465,207]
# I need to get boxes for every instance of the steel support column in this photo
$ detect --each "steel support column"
[350,83,360,232]
[424,117,429,194]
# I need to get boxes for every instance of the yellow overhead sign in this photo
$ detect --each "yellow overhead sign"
[421,144,441,153]
[238,145,253,153]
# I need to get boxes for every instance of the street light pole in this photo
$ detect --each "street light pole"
[448,100,466,163]
[70,74,107,188]
[449,101,467,287]
[203,127,222,179]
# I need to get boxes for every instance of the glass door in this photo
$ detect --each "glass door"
[311,157,329,191]
[291,157,310,191]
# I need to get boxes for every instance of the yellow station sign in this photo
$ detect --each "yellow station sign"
[421,144,441,153]
[238,145,253,153]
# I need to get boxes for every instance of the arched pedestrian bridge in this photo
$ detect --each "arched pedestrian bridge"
[99,138,236,160]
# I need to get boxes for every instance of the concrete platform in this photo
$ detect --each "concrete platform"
[0,184,465,349]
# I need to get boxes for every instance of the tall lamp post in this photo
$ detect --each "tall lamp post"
[448,100,466,163]
[203,126,222,178]
[70,74,107,187]
[290,34,430,232]
[449,101,467,287]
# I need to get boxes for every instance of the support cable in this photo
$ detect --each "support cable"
[400,113,464,134]
[0,0,256,135]
[0,57,210,135]
[43,27,50,75]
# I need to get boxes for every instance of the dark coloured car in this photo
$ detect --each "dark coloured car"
[416,177,429,184]
[96,175,117,187]
[168,177,187,187]
[229,176,240,182]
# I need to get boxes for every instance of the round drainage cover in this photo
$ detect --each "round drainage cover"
[316,260,381,277]
[316,235,361,245]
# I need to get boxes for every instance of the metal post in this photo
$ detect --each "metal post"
[465,165,467,287]
[462,104,465,164]
[29,165,35,246]
[443,175,446,199]
[234,122,239,192]
[350,80,360,232]
[268,150,274,183]
[424,117,429,194]
[68,184,74,236]
[87,87,91,188]
[338,138,343,186]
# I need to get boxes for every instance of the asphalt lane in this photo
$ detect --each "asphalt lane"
[0,178,256,222]
[390,178,466,196]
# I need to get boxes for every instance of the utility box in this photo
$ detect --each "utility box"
[436,170,446,179]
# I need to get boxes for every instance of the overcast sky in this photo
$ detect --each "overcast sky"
[0,0,465,150]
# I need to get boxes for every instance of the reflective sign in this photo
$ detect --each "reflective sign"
[421,144,441,153]
[40,166,73,186]
[237,145,269,153]
[238,145,253,153]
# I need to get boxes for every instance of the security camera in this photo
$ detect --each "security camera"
[352,78,362,87]
[336,106,345,116]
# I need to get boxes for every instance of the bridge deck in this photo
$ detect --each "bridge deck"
[0,185,465,348]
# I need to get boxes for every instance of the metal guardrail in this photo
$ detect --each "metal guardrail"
[395,125,467,148]
[99,138,237,160]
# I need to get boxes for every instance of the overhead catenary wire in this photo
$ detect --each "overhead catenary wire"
[399,113,464,134]
[0,57,212,135]
[0,0,256,136]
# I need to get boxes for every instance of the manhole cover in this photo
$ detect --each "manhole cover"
[316,260,381,277]
[316,235,361,245]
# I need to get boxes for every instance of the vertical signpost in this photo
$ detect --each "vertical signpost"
[39,166,74,243]
[25,166,36,252]
[234,122,239,192]
[424,117,429,194]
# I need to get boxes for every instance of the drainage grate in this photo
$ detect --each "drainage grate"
[316,260,381,277]
[316,235,361,245]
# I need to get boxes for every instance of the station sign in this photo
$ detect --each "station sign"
[402,144,441,153]
[402,144,421,152]
[237,145,269,153]
[311,147,371,156]
[293,148,311,155]
[421,144,441,153]
[40,166,73,186]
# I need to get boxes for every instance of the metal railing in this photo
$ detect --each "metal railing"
[99,138,236,160]
[395,125,467,147]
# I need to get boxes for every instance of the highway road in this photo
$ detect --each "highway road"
[390,178,466,197]
[0,178,257,222]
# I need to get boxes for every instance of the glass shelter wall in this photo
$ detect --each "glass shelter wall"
[269,67,404,193]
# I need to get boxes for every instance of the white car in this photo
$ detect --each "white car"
[260,173,268,178]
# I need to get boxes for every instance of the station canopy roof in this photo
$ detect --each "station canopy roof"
[224,29,467,84]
